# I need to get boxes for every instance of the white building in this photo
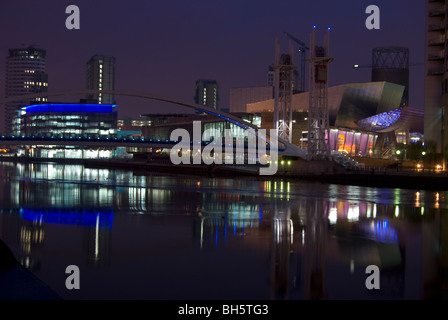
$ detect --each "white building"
[4,46,48,134]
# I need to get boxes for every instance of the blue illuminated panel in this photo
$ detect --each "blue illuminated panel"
[22,104,117,114]
[356,107,402,132]
[20,207,114,229]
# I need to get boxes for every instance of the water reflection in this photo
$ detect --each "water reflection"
[0,162,447,299]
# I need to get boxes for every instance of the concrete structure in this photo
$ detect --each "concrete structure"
[194,79,219,110]
[86,55,116,104]
[229,86,273,113]
[3,46,48,134]
[424,0,446,158]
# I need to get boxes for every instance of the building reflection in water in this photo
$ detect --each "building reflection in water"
[1,207,114,270]
[0,162,448,299]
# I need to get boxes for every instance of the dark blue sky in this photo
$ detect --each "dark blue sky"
[0,0,426,118]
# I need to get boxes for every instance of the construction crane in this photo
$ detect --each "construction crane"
[284,32,309,93]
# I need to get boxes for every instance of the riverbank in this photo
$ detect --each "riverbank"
[1,155,448,191]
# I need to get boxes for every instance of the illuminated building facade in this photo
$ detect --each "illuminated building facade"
[141,112,261,142]
[194,80,219,110]
[18,103,117,138]
[247,81,424,158]
[4,46,49,134]
[16,103,117,159]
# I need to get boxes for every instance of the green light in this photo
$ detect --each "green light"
[396,150,401,155]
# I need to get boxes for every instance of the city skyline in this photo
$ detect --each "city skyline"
[0,1,425,120]
[1,1,448,303]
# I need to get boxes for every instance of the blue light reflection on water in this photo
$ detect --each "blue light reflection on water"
[20,207,114,229]
[0,162,447,300]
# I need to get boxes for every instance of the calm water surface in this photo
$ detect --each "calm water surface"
[0,161,447,300]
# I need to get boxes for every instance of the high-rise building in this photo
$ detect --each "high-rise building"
[86,55,115,105]
[194,79,219,109]
[424,0,447,156]
[3,46,48,134]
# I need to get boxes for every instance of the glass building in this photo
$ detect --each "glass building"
[17,103,117,138]
[15,103,118,159]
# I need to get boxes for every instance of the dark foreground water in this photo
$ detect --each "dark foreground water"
[0,161,447,300]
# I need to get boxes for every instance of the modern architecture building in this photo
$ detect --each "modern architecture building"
[137,112,262,163]
[117,117,151,138]
[3,46,48,134]
[247,81,424,158]
[141,112,261,141]
[17,103,117,138]
[16,102,117,159]
[194,79,219,110]
[86,55,116,104]
[424,0,446,158]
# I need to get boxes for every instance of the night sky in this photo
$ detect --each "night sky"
[0,0,425,119]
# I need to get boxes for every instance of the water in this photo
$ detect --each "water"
[0,161,447,300]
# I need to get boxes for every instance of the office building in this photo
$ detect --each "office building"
[86,55,116,104]
[424,0,446,157]
[17,103,117,138]
[4,46,48,134]
[16,102,117,159]
[194,79,219,109]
